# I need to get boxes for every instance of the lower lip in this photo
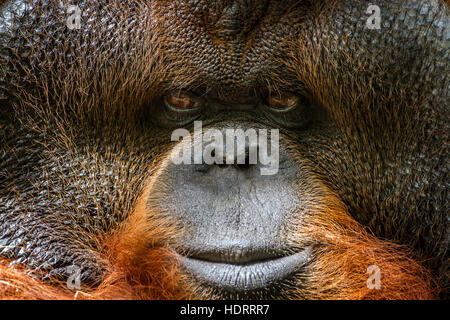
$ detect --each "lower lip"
[178,247,312,291]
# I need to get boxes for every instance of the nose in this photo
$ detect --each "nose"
[169,123,280,177]
[211,137,254,169]
[158,124,297,257]
[194,127,263,172]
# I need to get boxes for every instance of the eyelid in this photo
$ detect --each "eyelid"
[165,93,203,110]
[266,100,299,113]
[164,97,200,112]
[262,94,312,128]
[266,94,301,112]
[158,93,204,127]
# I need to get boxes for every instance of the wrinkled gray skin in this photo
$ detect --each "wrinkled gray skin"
[0,0,448,298]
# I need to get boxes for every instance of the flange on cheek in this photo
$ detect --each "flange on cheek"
[285,183,434,300]
[100,172,191,299]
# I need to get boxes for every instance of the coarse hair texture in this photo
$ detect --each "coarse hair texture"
[0,170,437,300]
[0,0,446,300]
[0,199,436,300]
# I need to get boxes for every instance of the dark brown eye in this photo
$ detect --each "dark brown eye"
[267,93,300,111]
[166,92,202,110]
[157,92,204,127]
[263,93,311,128]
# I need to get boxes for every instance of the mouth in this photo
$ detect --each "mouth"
[177,247,312,291]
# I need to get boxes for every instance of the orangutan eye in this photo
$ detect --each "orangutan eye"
[263,93,312,128]
[165,92,202,110]
[160,92,204,126]
[266,93,300,111]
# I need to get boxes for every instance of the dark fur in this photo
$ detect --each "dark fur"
[0,0,448,299]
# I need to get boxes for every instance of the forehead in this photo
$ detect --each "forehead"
[153,0,307,96]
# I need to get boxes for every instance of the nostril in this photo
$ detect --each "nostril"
[210,150,229,168]
[236,149,251,169]
[218,152,252,169]
[236,162,251,170]
[212,144,254,169]
[203,133,259,169]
